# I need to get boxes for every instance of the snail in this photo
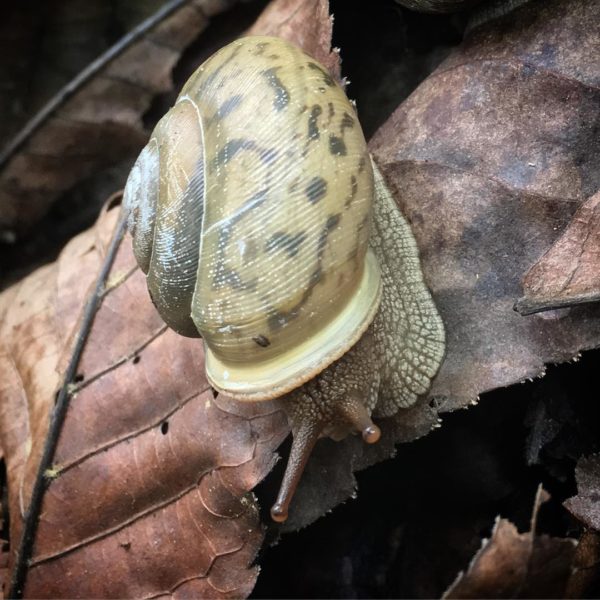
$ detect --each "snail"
[123,35,445,522]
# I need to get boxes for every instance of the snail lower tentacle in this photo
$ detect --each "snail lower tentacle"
[271,418,323,523]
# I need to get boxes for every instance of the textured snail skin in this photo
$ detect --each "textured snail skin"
[124,36,445,522]
[273,162,445,521]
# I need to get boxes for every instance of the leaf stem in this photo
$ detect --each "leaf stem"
[8,208,128,598]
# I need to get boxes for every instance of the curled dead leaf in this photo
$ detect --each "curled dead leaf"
[444,487,577,599]
[516,190,600,315]
[370,0,600,412]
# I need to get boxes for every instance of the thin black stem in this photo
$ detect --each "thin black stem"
[8,210,128,599]
[0,0,191,168]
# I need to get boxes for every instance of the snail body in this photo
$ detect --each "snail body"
[124,36,445,522]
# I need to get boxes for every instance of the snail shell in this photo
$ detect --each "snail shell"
[123,36,381,401]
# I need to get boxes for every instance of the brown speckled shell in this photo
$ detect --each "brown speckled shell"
[123,36,381,400]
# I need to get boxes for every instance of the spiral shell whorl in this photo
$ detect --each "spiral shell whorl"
[124,36,381,400]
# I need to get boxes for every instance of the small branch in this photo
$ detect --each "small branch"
[8,208,128,598]
[0,0,190,169]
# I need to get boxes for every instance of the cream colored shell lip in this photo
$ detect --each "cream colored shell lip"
[206,249,382,401]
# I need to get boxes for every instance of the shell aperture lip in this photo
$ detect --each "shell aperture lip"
[205,249,382,400]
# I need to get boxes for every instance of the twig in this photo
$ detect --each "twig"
[8,209,128,598]
[0,0,191,169]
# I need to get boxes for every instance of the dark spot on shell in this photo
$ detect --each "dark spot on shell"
[345,175,358,208]
[341,112,355,133]
[253,334,271,347]
[218,95,243,119]
[317,214,341,259]
[161,421,169,435]
[328,102,335,121]
[309,266,323,286]
[213,139,277,169]
[206,95,244,128]
[308,105,322,140]
[288,176,301,194]
[357,214,369,234]
[326,213,341,230]
[254,42,269,55]
[358,156,367,172]
[266,232,307,257]
[213,138,254,167]
[198,44,242,93]
[305,176,327,204]
[329,135,347,156]
[268,54,280,60]
[262,67,290,111]
[307,62,335,87]
[266,210,341,333]
[260,147,278,165]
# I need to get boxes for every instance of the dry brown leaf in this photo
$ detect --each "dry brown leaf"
[565,530,600,598]
[247,0,341,82]
[0,0,348,594]
[0,204,288,597]
[0,0,239,239]
[444,488,577,599]
[370,0,600,410]
[279,0,600,532]
[517,190,600,315]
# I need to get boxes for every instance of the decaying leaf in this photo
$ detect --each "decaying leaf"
[565,454,600,533]
[444,488,577,599]
[565,530,600,599]
[278,0,600,532]
[0,205,288,597]
[516,190,600,315]
[0,0,239,239]
[370,0,600,410]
